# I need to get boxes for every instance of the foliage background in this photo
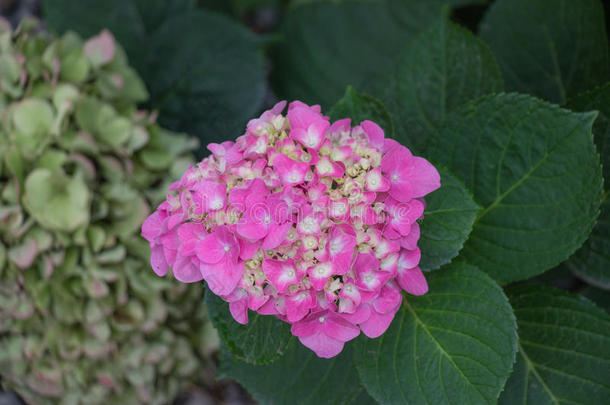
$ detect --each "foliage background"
[1,0,609,404]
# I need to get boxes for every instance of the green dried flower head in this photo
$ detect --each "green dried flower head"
[0,18,218,404]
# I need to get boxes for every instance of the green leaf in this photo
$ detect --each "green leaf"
[143,11,266,146]
[273,0,489,108]
[205,290,293,364]
[565,196,610,289]
[219,339,371,405]
[426,93,603,283]
[563,84,610,289]
[419,167,481,271]
[377,17,503,154]
[568,83,610,187]
[580,286,610,312]
[329,86,394,138]
[44,0,196,73]
[355,262,518,405]
[499,285,610,405]
[22,169,90,232]
[480,0,609,104]
[12,98,55,138]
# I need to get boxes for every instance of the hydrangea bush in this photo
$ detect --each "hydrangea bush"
[0,19,216,404]
[143,100,440,358]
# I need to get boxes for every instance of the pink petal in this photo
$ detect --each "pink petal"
[298,332,346,358]
[287,105,324,130]
[381,145,413,174]
[83,29,115,66]
[196,234,225,264]
[410,157,441,197]
[177,222,207,256]
[292,120,329,150]
[372,284,402,313]
[291,312,323,337]
[239,238,260,260]
[339,282,361,307]
[315,155,345,178]
[225,288,249,324]
[353,252,380,274]
[261,222,291,250]
[262,258,299,293]
[229,300,249,324]
[361,120,385,149]
[236,219,269,241]
[207,142,226,157]
[340,303,372,324]
[328,226,356,275]
[274,154,309,186]
[258,297,280,315]
[382,138,401,153]
[399,248,421,270]
[397,266,428,295]
[400,223,420,250]
[308,262,333,290]
[285,291,314,322]
[379,252,399,273]
[329,197,350,221]
[150,245,168,276]
[360,308,397,338]
[329,118,351,136]
[200,259,244,296]
[323,312,360,342]
[248,288,269,311]
[141,211,164,242]
[192,180,227,213]
[270,100,287,115]
[365,167,390,192]
[173,255,203,283]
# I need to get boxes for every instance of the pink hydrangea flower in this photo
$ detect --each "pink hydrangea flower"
[141,100,440,358]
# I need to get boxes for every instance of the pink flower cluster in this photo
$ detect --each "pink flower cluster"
[142,100,440,358]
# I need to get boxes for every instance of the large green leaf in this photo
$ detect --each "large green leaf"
[479,0,609,105]
[566,196,610,289]
[355,262,518,404]
[44,0,196,73]
[499,285,610,405]
[219,340,371,405]
[45,2,266,146]
[426,93,603,283]
[563,84,610,289]
[419,167,481,271]
[273,0,488,108]
[377,17,503,154]
[143,12,265,146]
[328,86,394,138]
[580,286,610,312]
[205,290,293,364]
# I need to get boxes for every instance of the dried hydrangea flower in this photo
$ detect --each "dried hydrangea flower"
[143,100,441,358]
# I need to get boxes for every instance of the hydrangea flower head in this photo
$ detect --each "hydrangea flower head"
[142,100,441,358]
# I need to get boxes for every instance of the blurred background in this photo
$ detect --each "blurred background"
[1,0,608,404]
